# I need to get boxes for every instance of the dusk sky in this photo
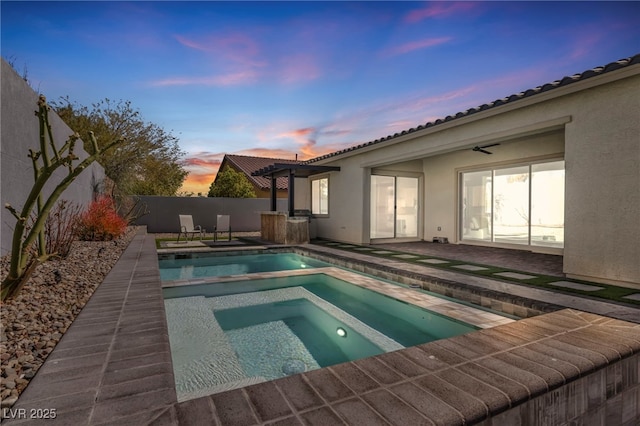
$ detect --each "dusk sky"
[2,1,639,195]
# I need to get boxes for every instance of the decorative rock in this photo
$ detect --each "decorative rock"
[0,227,136,409]
[1,396,18,409]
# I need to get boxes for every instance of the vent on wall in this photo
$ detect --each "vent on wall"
[432,237,449,244]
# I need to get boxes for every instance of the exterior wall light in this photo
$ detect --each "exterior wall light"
[336,327,347,337]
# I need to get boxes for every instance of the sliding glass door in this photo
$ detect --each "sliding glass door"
[370,175,419,239]
[461,170,492,242]
[493,165,530,245]
[530,161,565,247]
[460,160,564,248]
[371,175,395,239]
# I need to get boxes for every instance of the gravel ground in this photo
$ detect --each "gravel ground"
[0,227,137,409]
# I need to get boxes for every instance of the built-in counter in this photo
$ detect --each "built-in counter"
[260,211,309,244]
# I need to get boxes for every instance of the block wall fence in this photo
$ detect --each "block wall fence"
[1,59,106,257]
[133,196,289,233]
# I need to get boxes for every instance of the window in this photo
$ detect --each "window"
[311,177,328,215]
[460,160,564,248]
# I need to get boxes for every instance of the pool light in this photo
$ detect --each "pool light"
[336,327,347,337]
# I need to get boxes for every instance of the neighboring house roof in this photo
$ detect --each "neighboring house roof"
[222,154,300,190]
[306,53,640,164]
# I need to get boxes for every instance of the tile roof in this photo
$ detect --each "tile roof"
[306,53,640,164]
[224,154,300,190]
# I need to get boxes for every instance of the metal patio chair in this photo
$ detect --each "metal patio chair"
[213,214,231,242]
[177,214,205,242]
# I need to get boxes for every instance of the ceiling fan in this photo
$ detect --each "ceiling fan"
[472,143,500,154]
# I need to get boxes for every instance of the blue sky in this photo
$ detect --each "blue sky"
[2,1,639,194]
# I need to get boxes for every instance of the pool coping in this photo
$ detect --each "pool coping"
[296,244,640,324]
[5,230,640,425]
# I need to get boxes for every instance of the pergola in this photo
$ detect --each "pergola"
[252,163,340,216]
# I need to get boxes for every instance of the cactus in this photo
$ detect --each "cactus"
[1,95,124,301]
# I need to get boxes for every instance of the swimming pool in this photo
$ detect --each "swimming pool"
[158,252,331,281]
[161,251,514,402]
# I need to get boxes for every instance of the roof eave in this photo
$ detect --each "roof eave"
[308,55,640,165]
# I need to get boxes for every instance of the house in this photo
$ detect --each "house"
[215,154,299,198]
[282,54,639,288]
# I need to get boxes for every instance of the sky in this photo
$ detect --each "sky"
[2,1,639,195]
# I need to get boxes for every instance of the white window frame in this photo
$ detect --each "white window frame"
[311,176,329,216]
[458,157,564,251]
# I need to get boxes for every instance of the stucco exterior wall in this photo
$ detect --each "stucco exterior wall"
[422,131,565,243]
[310,158,367,243]
[563,75,640,285]
[1,59,105,257]
[293,177,309,210]
[309,65,639,286]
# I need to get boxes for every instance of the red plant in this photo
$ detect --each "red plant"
[77,196,127,241]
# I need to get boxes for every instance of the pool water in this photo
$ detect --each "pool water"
[163,273,477,401]
[159,252,331,281]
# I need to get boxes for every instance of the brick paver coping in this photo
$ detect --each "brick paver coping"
[5,231,640,424]
[298,244,640,324]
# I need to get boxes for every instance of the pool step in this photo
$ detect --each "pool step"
[164,296,247,402]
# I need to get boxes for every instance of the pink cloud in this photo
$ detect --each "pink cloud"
[279,127,314,140]
[274,126,355,159]
[151,32,267,87]
[405,2,478,23]
[156,33,325,87]
[182,155,222,170]
[180,152,225,194]
[236,147,301,160]
[567,30,605,61]
[151,70,259,87]
[175,33,264,67]
[278,53,322,84]
[382,37,452,57]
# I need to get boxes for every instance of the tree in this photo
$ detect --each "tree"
[208,166,256,198]
[52,97,188,196]
[2,96,124,301]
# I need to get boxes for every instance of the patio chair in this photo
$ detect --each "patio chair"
[177,214,205,242]
[214,214,231,242]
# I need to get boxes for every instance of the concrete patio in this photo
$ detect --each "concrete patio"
[4,229,639,425]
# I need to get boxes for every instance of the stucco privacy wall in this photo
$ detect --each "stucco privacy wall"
[1,59,105,257]
[309,64,640,286]
[134,195,288,233]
